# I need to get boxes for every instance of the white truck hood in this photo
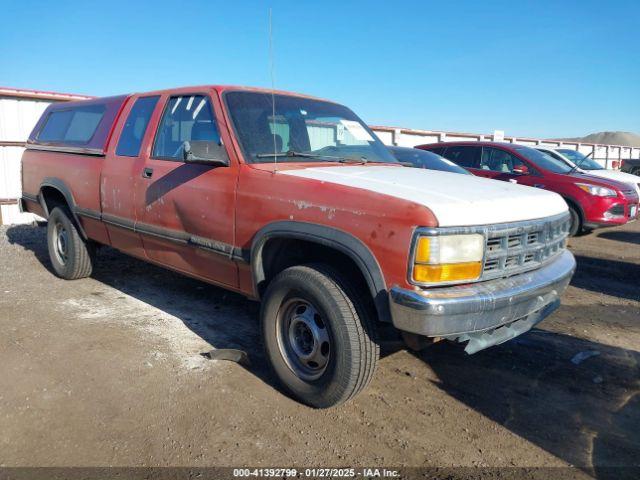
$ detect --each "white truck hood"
[281,166,568,227]
[579,169,640,196]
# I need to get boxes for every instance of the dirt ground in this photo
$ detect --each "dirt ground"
[0,219,638,478]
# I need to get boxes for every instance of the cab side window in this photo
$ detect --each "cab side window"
[152,95,220,160]
[480,147,525,173]
[116,96,159,157]
[443,146,480,168]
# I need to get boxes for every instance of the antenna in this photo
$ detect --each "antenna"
[269,8,278,173]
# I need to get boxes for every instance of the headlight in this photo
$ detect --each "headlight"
[576,183,617,197]
[411,233,484,285]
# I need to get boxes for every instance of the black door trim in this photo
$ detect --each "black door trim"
[77,208,246,262]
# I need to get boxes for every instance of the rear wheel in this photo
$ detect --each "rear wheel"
[568,205,582,237]
[261,264,379,408]
[47,207,95,279]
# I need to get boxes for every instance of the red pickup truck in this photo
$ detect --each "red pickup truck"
[21,85,576,407]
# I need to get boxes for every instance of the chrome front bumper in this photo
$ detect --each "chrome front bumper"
[389,250,576,352]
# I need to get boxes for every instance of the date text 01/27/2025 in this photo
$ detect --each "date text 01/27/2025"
[232,468,400,477]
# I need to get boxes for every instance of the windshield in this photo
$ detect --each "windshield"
[390,147,471,175]
[513,147,574,174]
[557,149,604,170]
[225,91,397,164]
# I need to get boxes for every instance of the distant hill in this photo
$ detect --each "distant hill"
[557,131,640,147]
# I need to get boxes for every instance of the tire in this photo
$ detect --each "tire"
[568,205,582,237]
[261,264,379,408]
[47,206,95,280]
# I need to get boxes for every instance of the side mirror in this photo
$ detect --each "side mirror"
[513,164,529,175]
[182,140,229,167]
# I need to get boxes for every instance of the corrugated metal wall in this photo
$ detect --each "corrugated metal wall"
[0,97,52,224]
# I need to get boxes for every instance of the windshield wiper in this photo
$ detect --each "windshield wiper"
[569,160,589,174]
[256,150,332,159]
[256,150,368,164]
[338,157,368,164]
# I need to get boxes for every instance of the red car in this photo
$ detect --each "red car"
[417,142,639,235]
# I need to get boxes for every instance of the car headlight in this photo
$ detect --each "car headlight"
[411,233,484,285]
[576,183,617,197]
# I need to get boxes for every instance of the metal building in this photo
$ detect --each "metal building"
[0,87,91,224]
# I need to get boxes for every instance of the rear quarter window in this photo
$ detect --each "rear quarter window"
[37,105,106,144]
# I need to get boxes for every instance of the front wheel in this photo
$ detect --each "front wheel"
[568,205,582,237]
[261,264,379,408]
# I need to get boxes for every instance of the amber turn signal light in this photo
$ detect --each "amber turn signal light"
[412,261,482,284]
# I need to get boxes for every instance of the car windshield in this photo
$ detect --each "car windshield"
[390,147,471,175]
[225,91,397,164]
[513,146,574,174]
[558,149,604,170]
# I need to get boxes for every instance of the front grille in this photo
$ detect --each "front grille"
[608,204,625,217]
[481,213,571,281]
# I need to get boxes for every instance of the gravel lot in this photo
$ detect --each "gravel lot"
[0,220,638,478]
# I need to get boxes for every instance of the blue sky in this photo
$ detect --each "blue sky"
[1,0,638,138]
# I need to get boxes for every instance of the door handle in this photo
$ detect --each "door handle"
[142,167,153,179]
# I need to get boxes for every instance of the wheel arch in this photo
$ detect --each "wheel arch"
[39,177,88,239]
[251,221,391,324]
[562,195,585,222]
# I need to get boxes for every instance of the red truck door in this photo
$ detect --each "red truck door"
[133,92,239,289]
[101,95,161,257]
